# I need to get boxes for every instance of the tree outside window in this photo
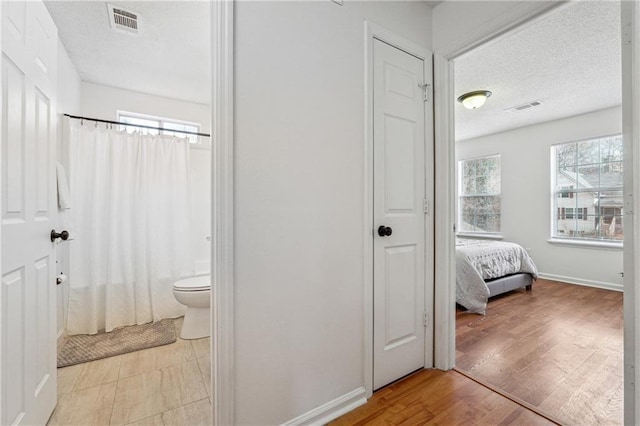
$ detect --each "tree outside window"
[458,155,501,234]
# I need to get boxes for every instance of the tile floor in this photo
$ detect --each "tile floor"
[49,318,212,426]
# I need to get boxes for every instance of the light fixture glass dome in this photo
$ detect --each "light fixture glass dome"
[457,90,492,109]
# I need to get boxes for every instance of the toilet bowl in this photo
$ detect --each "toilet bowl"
[173,275,211,339]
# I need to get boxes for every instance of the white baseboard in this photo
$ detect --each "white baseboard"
[538,273,623,292]
[281,386,367,426]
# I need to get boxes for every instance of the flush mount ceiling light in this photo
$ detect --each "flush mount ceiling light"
[457,90,492,109]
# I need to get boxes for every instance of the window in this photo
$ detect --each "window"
[558,186,575,198]
[552,135,623,242]
[118,111,205,147]
[458,154,501,234]
[557,207,587,220]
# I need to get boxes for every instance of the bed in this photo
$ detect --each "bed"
[456,238,538,314]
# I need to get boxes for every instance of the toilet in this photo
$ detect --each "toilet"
[173,275,211,339]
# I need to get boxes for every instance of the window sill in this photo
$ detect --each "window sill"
[457,233,504,241]
[547,238,623,251]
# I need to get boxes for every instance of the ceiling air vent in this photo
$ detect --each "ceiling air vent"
[107,4,141,34]
[505,100,543,113]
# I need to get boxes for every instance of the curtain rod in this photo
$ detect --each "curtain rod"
[63,114,211,138]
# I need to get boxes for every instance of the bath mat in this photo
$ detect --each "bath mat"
[57,318,177,368]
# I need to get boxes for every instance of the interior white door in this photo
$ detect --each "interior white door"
[373,39,427,390]
[1,1,59,424]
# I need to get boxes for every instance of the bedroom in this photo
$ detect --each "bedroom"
[453,2,623,425]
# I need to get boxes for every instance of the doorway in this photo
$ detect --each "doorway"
[0,2,212,423]
[436,1,627,424]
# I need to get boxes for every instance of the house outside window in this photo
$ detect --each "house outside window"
[458,154,501,235]
[117,111,205,147]
[552,135,623,242]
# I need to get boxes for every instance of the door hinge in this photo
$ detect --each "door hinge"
[423,311,429,327]
[423,199,430,214]
[418,83,430,102]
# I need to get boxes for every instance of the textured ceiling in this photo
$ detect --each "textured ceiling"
[45,1,210,105]
[454,1,621,141]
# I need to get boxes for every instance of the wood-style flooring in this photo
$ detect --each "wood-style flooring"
[48,317,212,425]
[331,369,555,425]
[456,279,623,426]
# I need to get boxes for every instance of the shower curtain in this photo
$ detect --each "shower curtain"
[66,120,195,335]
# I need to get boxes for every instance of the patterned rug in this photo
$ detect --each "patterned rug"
[57,318,177,367]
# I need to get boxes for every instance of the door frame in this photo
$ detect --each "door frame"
[432,1,639,424]
[433,0,569,371]
[363,21,434,399]
[211,1,234,425]
[0,2,238,424]
[621,1,639,423]
[0,3,4,423]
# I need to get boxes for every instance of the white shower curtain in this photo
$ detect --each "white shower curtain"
[66,120,195,335]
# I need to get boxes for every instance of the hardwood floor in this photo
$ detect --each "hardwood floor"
[456,278,623,426]
[331,369,555,425]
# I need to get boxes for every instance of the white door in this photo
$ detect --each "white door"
[373,39,428,390]
[2,1,59,424]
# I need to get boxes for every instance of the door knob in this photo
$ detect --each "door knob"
[377,226,393,237]
[51,230,70,242]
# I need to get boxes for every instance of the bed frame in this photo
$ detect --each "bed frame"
[485,273,533,298]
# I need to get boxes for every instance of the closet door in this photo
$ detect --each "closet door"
[1,1,59,424]
[372,39,430,390]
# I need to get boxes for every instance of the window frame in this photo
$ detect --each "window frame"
[550,134,623,247]
[117,110,209,149]
[457,153,502,238]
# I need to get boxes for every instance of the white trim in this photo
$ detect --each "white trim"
[538,273,623,293]
[621,1,639,424]
[281,387,367,426]
[211,1,234,425]
[0,5,4,423]
[423,55,435,372]
[366,21,431,60]
[547,238,623,251]
[456,233,503,241]
[363,21,433,398]
[433,53,456,371]
[363,21,374,399]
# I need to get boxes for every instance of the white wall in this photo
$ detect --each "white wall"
[456,106,624,290]
[80,82,212,274]
[56,39,82,336]
[80,82,211,132]
[234,1,432,423]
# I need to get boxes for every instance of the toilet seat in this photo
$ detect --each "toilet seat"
[173,275,210,292]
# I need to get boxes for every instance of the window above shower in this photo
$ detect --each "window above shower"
[117,111,207,148]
